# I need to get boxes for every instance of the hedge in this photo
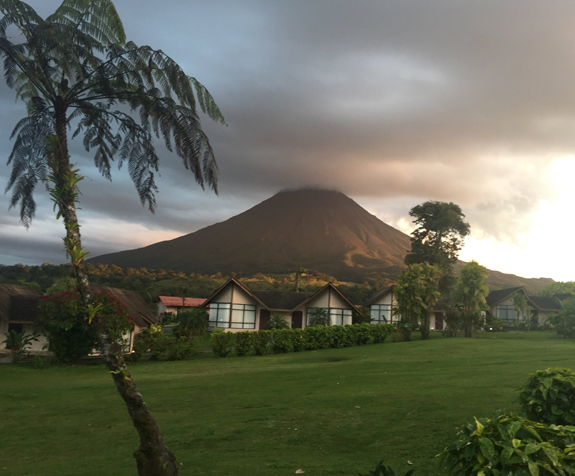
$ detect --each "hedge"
[210,323,394,357]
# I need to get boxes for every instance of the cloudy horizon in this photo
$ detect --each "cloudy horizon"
[2,0,575,282]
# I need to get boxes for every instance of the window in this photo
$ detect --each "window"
[306,307,352,326]
[370,304,393,324]
[209,303,230,328]
[231,304,256,329]
[209,303,256,329]
[496,305,518,324]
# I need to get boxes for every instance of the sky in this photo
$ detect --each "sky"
[1,0,575,281]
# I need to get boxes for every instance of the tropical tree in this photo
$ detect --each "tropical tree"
[451,261,489,337]
[266,314,291,330]
[405,201,470,294]
[0,1,225,474]
[512,292,529,331]
[393,263,442,340]
[174,307,209,340]
[307,307,330,327]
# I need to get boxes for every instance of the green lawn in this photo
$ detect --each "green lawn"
[1,332,574,476]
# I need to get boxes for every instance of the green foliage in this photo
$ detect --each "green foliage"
[452,261,490,338]
[328,325,354,348]
[358,460,414,476]
[513,293,530,328]
[290,328,306,352]
[405,201,470,294]
[354,323,373,345]
[484,314,504,332]
[271,329,292,353]
[439,412,575,476]
[1,329,38,364]
[550,297,575,339]
[234,331,254,357]
[253,330,271,356]
[266,314,291,330]
[32,354,52,369]
[371,324,394,344]
[303,325,330,350]
[539,282,575,298]
[518,368,575,425]
[307,307,330,327]
[174,307,209,339]
[36,290,131,363]
[210,329,236,358]
[148,334,196,361]
[394,263,441,341]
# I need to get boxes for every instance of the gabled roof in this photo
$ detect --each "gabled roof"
[203,278,270,309]
[158,296,206,308]
[203,278,358,313]
[292,282,358,313]
[553,293,573,302]
[251,290,313,311]
[486,287,562,312]
[486,287,524,307]
[0,283,40,323]
[363,286,395,308]
[92,285,157,327]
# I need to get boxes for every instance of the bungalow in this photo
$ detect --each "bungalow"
[486,287,563,326]
[363,285,446,330]
[156,296,207,319]
[202,278,357,331]
[0,283,158,353]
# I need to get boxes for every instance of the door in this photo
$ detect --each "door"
[434,312,444,331]
[291,311,303,329]
[259,309,270,330]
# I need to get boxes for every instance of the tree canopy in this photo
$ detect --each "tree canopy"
[451,260,489,337]
[405,201,470,293]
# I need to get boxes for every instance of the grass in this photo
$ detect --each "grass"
[1,331,574,476]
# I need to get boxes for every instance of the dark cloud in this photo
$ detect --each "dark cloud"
[1,1,575,277]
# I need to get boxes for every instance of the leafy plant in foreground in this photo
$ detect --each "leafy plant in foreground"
[358,460,414,476]
[439,412,575,476]
[519,368,575,425]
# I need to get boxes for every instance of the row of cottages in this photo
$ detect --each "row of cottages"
[0,283,159,353]
[202,278,357,331]
[364,285,565,330]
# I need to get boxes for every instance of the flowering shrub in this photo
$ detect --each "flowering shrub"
[37,290,132,363]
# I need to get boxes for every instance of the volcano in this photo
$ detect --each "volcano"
[89,189,553,292]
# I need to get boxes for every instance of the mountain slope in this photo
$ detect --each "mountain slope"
[89,188,553,292]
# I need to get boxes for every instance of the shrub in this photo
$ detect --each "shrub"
[484,314,504,332]
[2,329,38,364]
[518,368,575,425]
[551,298,575,338]
[253,330,271,356]
[328,325,353,348]
[211,329,235,357]
[271,329,292,353]
[266,314,290,330]
[291,329,306,352]
[439,412,575,476]
[354,323,372,345]
[173,308,209,339]
[149,334,195,361]
[36,290,132,363]
[234,331,254,356]
[303,326,330,350]
[371,324,393,344]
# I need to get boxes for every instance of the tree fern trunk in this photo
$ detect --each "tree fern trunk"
[54,106,180,476]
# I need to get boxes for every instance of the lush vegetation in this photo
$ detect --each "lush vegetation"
[2,332,575,476]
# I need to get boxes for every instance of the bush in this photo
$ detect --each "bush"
[211,329,235,357]
[551,298,575,338]
[173,308,209,339]
[303,326,330,350]
[36,290,131,363]
[484,314,504,332]
[149,334,195,361]
[234,331,254,356]
[439,412,575,476]
[371,324,393,344]
[271,329,292,353]
[518,368,575,425]
[253,330,271,356]
[328,325,353,348]
[291,329,306,352]
[354,323,372,345]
